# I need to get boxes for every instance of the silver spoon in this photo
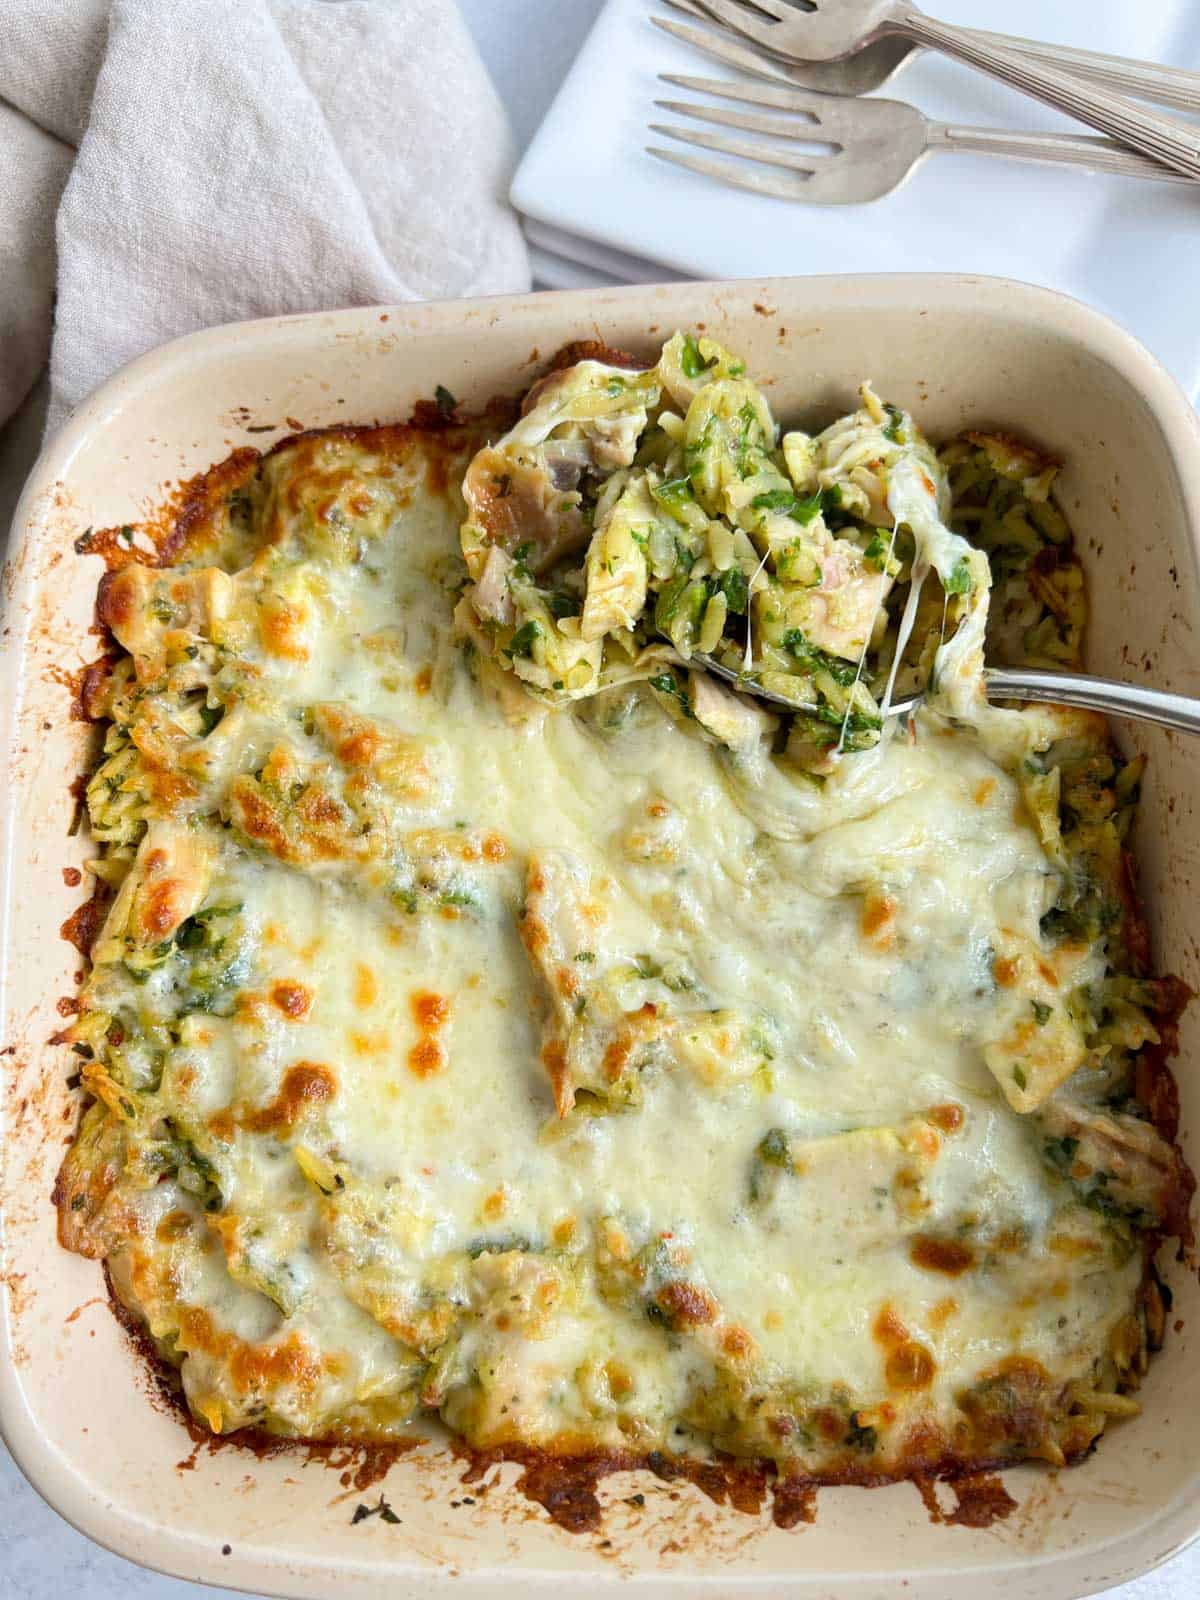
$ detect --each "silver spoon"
[696,659,1200,737]
[688,0,1200,179]
[656,1,1200,113]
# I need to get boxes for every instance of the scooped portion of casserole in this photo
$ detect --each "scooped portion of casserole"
[57,340,1190,1506]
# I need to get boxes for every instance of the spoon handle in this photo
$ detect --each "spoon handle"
[896,5,1200,179]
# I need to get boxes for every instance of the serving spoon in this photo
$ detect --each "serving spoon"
[696,659,1200,737]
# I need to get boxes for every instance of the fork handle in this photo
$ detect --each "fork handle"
[969,28,1200,115]
[929,123,1200,184]
[894,5,1200,179]
[979,667,1200,736]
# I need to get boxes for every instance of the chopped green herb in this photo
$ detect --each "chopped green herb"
[575,950,596,963]
[718,566,749,615]
[648,672,694,718]
[652,476,695,519]
[680,335,713,380]
[882,402,904,443]
[1031,1000,1052,1025]
[751,488,795,514]
[863,534,889,570]
[434,385,457,420]
[782,630,858,688]
[507,620,541,659]
[943,555,973,595]
[790,491,824,526]
[1012,1065,1028,1090]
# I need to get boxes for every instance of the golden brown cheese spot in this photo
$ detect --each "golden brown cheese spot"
[96,567,138,634]
[861,889,898,948]
[973,778,997,806]
[412,990,450,1029]
[178,1305,325,1408]
[354,963,379,1009]
[243,1062,336,1134]
[408,1039,444,1076]
[481,1188,507,1222]
[929,1297,960,1331]
[872,1304,908,1349]
[993,955,1021,988]
[542,1039,571,1118]
[927,1102,964,1134]
[414,665,433,695]
[720,1324,756,1360]
[207,1109,236,1143]
[259,596,311,661]
[334,726,381,767]
[139,879,189,940]
[601,1003,660,1085]
[228,780,293,859]
[408,989,451,1078]
[910,1236,975,1277]
[147,770,200,807]
[482,833,508,863]
[270,980,313,1019]
[872,1305,937,1392]
[889,1344,947,1395]
[520,909,548,956]
[155,1209,193,1243]
[654,1279,718,1328]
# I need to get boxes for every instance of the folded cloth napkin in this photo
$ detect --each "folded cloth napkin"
[0,0,530,442]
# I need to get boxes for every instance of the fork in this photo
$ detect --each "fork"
[656,0,1200,113]
[697,658,1200,736]
[649,77,1199,203]
[686,0,1200,179]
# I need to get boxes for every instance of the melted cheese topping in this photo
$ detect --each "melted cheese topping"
[61,423,1169,1478]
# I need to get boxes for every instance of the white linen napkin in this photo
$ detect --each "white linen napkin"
[0,0,530,443]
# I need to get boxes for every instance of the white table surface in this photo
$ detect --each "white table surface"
[2,3,1197,1597]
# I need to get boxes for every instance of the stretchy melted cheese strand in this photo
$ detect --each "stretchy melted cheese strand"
[884,453,991,726]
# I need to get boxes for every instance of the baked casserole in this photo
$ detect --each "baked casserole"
[56,334,1192,1510]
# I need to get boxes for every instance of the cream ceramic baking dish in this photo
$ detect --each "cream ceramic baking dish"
[3,275,1200,1600]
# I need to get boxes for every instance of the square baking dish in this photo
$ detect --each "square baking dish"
[3,275,1200,1600]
